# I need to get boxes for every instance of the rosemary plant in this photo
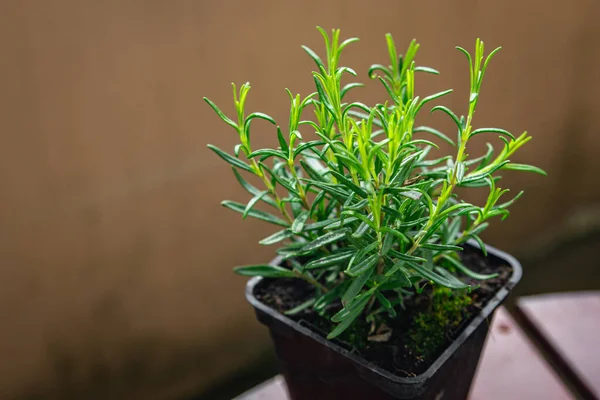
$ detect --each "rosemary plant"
[205,28,545,340]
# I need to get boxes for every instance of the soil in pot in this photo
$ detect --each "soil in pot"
[255,247,512,378]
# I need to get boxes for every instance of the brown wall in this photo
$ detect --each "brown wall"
[1,1,599,398]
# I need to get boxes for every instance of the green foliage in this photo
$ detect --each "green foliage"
[206,28,545,340]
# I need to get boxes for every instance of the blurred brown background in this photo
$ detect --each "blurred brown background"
[1,1,599,399]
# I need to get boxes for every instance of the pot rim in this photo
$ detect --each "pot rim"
[245,240,522,384]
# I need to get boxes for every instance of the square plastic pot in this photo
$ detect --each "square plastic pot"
[245,243,522,399]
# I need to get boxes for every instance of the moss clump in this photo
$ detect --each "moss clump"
[406,286,472,358]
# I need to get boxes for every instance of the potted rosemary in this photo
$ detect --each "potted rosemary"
[205,28,545,400]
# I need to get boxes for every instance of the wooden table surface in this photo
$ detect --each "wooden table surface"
[516,292,600,399]
[237,292,600,400]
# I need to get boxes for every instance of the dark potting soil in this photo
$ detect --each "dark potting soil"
[254,248,512,377]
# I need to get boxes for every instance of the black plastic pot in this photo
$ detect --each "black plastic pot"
[245,243,522,400]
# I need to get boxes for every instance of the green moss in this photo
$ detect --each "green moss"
[406,287,472,358]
